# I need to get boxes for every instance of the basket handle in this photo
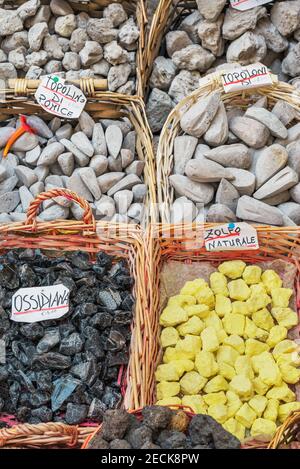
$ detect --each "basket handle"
[25,188,96,230]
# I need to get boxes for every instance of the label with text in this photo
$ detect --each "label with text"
[35,75,86,119]
[230,0,272,11]
[221,63,272,92]
[204,223,259,252]
[11,284,70,323]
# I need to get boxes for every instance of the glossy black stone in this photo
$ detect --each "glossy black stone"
[0,249,133,424]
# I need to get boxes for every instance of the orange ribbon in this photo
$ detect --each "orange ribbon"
[3,115,36,158]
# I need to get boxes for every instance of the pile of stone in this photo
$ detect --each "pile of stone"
[88,406,240,449]
[0,0,140,93]
[168,90,300,226]
[0,249,134,425]
[147,0,300,133]
[0,113,147,224]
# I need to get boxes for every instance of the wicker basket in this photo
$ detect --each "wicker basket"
[156,74,300,223]
[144,222,300,446]
[0,90,157,225]
[2,0,148,98]
[0,188,149,448]
[268,410,300,449]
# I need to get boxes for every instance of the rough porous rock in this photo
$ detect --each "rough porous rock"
[147,1,299,132]
[0,1,139,93]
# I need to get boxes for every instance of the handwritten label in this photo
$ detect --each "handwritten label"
[204,223,259,252]
[221,63,272,93]
[35,75,86,118]
[11,284,70,323]
[230,0,272,11]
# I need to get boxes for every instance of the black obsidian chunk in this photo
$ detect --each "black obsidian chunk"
[0,249,134,424]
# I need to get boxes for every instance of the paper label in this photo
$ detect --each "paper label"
[221,63,272,93]
[11,284,70,323]
[204,223,259,252]
[35,75,86,119]
[230,0,272,11]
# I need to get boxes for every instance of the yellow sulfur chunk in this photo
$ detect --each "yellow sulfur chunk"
[156,397,182,407]
[161,327,179,348]
[253,377,270,396]
[180,278,208,296]
[242,265,262,285]
[271,307,298,329]
[279,364,300,384]
[254,327,269,342]
[168,295,196,308]
[204,311,223,331]
[172,359,194,377]
[182,395,207,414]
[263,399,279,422]
[250,283,267,295]
[157,381,180,400]
[215,295,232,317]
[223,418,245,441]
[267,325,287,348]
[235,356,254,379]
[244,317,258,339]
[232,301,250,316]
[177,316,204,336]
[195,287,215,309]
[230,374,253,399]
[271,288,293,308]
[219,362,236,380]
[245,339,269,357]
[278,402,300,423]
[218,260,246,279]
[252,308,274,332]
[226,391,242,418]
[160,305,188,327]
[224,335,245,354]
[246,292,271,314]
[217,345,239,366]
[236,403,256,429]
[251,418,277,437]
[251,352,281,387]
[223,314,245,336]
[155,363,180,382]
[248,395,268,417]
[203,392,227,406]
[261,269,282,294]
[204,375,229,393]
[201,326,219,352]
[210,272,229,297]
[180,371,207,395]
[163,347,178,363]
[175,335,202,360]
[228,279,251,301]
[195,351,219,378]
[217,329,228,343]
[277,353,300,367]
[266,383,295,403]
[248,351,263,373]
[208,404,228,424]
[184,304,210,318]
[272,339,298,360]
